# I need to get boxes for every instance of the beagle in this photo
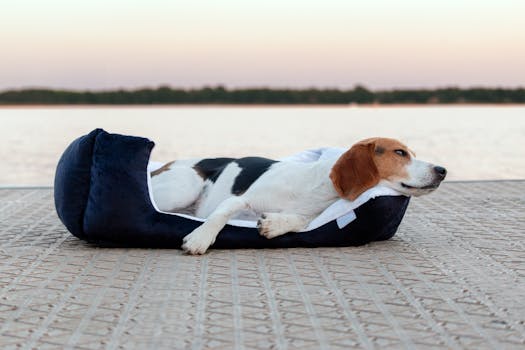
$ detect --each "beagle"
[150,137,447,254]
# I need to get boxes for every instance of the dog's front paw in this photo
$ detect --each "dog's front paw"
[182,228,215,255]
[257,213,284,239]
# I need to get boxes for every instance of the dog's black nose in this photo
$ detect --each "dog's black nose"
[433,166,447,178]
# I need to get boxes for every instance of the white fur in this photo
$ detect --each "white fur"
[182,196,249,254]
[406,158,437,188]
[258,213,311,239]
[380,157,441,197]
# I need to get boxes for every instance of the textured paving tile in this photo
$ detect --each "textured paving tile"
[0,182,524,349]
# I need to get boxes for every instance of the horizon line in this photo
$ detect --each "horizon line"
[2,84,525,93]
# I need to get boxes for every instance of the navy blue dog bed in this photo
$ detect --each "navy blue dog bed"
[54,129,410,248]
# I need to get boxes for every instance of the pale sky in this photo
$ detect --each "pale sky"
[1,0,524,90]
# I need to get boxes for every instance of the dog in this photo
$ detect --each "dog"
[150,137,446,254]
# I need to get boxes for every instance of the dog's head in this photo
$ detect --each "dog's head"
[329,137,446,200]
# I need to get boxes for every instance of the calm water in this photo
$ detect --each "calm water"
[1,106,524,185]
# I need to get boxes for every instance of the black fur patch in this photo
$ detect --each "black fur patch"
[232,157,277,195]
[193,158,235,182]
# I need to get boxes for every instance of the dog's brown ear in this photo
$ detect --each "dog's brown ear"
[329,141,379,201]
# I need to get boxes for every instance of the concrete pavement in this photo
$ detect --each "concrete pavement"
[0,181,524,349]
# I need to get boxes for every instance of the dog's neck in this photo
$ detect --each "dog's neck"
[310,159,342,200]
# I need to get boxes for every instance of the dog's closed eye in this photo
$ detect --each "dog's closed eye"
[394,149,408,157]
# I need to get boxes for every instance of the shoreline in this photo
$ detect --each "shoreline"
[1,103,524,109]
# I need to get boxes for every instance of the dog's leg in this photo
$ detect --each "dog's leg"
[182,196,248,254]
[257,213,312,239]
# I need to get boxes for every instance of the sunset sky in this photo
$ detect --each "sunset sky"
[1,0,524,90]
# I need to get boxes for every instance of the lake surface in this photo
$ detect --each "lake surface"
[1,106,524,185]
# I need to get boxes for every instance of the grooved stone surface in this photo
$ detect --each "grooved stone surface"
[0,182,524,349]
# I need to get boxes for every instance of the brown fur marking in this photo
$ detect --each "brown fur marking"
[330,142,379,201]
[151,161,175,177]
[330,137,412,200]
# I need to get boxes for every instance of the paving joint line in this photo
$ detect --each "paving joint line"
[191,255,209,350]
[309,250,374,350]
[105,251,155,350]
[231,251,245,350]
[257,252,287,350]
[285,251,329,349]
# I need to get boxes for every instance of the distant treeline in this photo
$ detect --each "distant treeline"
[1,86,524,104]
